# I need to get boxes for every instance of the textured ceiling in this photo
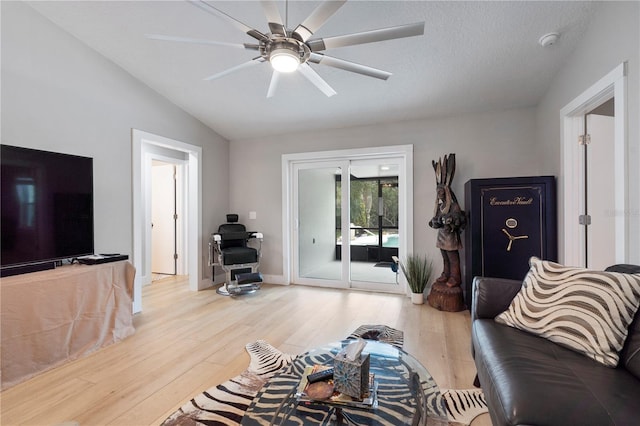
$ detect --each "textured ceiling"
[27,1,597,141]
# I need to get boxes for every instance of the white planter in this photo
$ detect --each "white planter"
[411,292,424,304]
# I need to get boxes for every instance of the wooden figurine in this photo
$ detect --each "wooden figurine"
[427,153,466,312]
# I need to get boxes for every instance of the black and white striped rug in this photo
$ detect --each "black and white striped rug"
[160,340,294,426]
[440,388,488,425]
[161,328,487,426]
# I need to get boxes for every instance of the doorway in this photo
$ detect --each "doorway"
[132,129,202,313]
[284,145,413,294]
[584,101,616,269]
[561,63,628,267]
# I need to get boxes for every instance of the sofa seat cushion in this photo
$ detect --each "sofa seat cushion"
[473,319,640,426]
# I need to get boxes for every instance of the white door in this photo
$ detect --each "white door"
[585,112,616,269]
[151,162,176,275]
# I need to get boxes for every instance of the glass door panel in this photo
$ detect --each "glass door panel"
[294,162,348,287]
[349,160,400,290]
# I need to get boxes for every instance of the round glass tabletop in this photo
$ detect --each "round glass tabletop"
[241,340,448,426]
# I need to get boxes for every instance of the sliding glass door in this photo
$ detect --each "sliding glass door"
[290,151,409,294]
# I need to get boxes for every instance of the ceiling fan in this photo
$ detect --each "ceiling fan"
[146,0,425,97]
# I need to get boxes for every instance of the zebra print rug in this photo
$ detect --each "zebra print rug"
[161,340,294,426]
[441,388,488,425]
[161,332,487,425]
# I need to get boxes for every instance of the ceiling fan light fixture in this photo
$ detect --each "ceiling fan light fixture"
[270,47,300,73]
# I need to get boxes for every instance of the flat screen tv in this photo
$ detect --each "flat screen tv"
[1,144,94,276]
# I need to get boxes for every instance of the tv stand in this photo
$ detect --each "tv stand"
[1,261,135,390]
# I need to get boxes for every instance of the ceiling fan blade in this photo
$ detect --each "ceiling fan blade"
[203,58,265,81]
[145,34,259,50]
[309,53,391,80]
[293,0,347,42]
[261,1,286,36]
[266,70,280,98]
[189,1,269,42]
[298,63,337,97]
[307,22,425,52]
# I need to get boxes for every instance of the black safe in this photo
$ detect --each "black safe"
[463,176,557,308]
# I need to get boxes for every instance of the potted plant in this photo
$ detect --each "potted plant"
[396,254,433,304]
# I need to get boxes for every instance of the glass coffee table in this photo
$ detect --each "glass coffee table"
[241,340,448,426]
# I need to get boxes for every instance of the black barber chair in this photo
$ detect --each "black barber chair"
[209,214,263,296]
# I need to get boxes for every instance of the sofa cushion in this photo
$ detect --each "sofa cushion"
[473,319,640,425]
[621,311,640,379]
[606,264,640,379]
[495,257,640,367]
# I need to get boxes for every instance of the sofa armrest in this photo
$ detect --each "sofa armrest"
[471,276,523,321]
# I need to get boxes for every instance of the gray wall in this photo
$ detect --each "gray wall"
[229,107,540,280]
[1,1,230,284]
[536,1,639,264]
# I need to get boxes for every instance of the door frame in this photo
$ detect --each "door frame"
[132,129,202,313]
[560,62,627,267]
[282,145,413,293]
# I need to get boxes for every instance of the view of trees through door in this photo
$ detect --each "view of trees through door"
[335,175,399,264]
[294,161,401,288]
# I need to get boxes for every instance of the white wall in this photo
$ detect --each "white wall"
[229,107,540,281]
[536,1,640,264]
[1,2,230,286]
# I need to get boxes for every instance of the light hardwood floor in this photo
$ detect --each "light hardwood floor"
[1,276,491,426]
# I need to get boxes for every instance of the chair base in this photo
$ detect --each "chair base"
[214,264,262,296]
[216,281,261,296]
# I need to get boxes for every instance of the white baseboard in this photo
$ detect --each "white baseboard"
[198,278,214,290]
[262,274,288,285]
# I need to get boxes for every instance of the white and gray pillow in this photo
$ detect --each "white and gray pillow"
[496,257,640,367]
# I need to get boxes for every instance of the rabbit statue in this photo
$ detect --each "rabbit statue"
[428,153,467,311]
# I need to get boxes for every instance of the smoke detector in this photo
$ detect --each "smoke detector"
[539,32,560,47]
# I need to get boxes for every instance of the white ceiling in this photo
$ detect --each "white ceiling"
[27,1,597,141]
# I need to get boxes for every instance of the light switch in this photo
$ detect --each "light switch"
[249,211,257,220]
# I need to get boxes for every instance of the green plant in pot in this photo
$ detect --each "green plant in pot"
[395,254,433,304]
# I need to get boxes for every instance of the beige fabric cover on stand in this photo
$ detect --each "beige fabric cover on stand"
[1,261,135,389]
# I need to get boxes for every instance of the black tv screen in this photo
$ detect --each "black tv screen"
[1,145,94,272]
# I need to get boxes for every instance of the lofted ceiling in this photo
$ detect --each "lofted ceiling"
[27,1,597,141]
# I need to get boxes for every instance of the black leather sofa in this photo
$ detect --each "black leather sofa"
[471,264,640,426]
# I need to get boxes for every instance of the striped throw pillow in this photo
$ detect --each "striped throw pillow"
[495,257,640,367]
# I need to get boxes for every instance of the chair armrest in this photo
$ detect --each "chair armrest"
[251,232,263,239]
[213,234,222,242]
[471,276,523,321]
